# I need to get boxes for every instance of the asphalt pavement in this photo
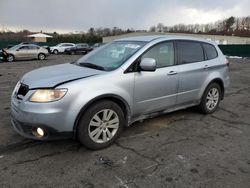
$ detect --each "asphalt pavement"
[0,55,249,188]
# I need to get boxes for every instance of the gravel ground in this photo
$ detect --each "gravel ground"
[0,55,249,188]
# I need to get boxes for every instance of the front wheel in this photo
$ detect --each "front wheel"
[199,83,222,114]
[77,100,125,150]
[7,54,14,62]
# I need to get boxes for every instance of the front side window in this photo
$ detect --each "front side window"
[141,42,174,68]
[203,43,218,60]
[176,41,204,64]
[76,41,146,71]
[19,46,29,50]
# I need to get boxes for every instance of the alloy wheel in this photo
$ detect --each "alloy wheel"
[206,88,219,110]
[88,109,119,143]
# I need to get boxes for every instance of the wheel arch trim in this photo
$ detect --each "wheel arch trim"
[200,77,225,101]
[72,94,131,138]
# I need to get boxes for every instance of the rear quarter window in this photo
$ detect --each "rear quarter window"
[176,41,204,64]
[203,43,218,60]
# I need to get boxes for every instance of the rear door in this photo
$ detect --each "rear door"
[133,41,179,116]
[175,40,208,106]
[27,45,39,58]
[62,44,74,52]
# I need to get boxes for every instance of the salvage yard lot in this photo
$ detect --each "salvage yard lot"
[0,55,250,187]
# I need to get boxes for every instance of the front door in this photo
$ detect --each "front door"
[133,41,179,116]
[15,46,29,59]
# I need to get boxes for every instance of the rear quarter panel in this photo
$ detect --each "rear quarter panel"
[198,53,230,100]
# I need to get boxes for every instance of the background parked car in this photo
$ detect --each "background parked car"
[49,43,75,54]
[92,43,105,50]
[64,43,93,55]
[3,44,49,62]
[0,49,4,62]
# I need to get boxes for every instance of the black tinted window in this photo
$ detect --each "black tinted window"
[142,42,174,68]
[177,41,204,64]
[28,45,39,50]
[203,43,218,60]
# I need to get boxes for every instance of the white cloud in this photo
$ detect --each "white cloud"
[0,0,249,32]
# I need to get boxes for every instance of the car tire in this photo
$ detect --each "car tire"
[77,100,125,150]
[199,83,222,114]
[70,51,75,55]
[7,54,14,62]
[53,49,59,55]
[38,53,46,60]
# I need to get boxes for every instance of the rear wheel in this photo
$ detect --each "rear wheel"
[70,51,75,55]
[77,100,125,150]
[38,53,46,60]
[7,54,14,62]
[199,83,222,114]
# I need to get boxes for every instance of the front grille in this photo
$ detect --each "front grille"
[17,83,29,97]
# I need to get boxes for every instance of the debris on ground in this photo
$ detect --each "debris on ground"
[177,155,185,160]
[95,155,113,166]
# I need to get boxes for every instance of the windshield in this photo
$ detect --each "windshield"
[76,41,146,71]
[8,44,22,50]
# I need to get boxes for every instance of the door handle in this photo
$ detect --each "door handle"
[167,71,178,75]
[204,65,209,70]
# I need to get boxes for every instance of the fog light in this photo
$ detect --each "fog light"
[32,127,45,138]
[37,127,44,137]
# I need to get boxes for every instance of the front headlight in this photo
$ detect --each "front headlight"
[29,89,67,103]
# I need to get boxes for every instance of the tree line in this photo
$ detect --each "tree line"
[149,16,250,37]
[0,15,250,44]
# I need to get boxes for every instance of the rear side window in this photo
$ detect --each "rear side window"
[28,45,39,50]
[19,46,29,50]
[176,41,204,64]
[203,43,218,60]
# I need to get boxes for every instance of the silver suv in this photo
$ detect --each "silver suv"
[11,35,230,149]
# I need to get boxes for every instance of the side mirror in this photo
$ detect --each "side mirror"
[139,58,156,72]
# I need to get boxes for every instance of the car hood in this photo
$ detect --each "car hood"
[21,63,103,88]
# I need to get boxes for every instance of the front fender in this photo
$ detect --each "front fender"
[58,72,134,132]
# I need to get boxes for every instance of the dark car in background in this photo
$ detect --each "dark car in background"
[65,43,93,55]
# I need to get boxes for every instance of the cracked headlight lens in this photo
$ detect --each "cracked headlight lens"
[29,89,67,102]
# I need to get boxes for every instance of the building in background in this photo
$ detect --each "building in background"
[26,33,53,43]
[103,32,250,45]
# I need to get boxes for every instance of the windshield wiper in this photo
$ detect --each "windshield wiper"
[79,62,105,70]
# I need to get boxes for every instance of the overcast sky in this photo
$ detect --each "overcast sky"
[0,0,249,33]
